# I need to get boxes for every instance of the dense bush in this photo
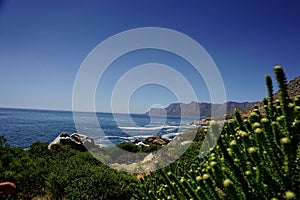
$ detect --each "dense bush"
[133,66,299,200]
[117,142,162,153]
[0,140,137,199]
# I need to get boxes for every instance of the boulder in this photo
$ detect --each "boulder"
[144,136,169,146]
[48,132,98,151]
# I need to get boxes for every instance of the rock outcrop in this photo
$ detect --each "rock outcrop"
[144,136,169,146]
[273,75,300,100]
[48,132,98,151]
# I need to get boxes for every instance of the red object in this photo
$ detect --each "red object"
[0,182,16,195]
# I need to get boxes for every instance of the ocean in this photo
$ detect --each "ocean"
[0,108,199,149]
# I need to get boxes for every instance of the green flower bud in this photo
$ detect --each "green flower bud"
[288,103,294,108]
[276,115,285,122]
[210,161,217,167]
[202,174,210,180]
[274,65,282,70]
[196,176,202,182]
[284,191,296,199]
[180,177,185,183]
[248,147,256,153]
[238,130,248,137]
[230,140,237,146]
[255,128,263,134]
[245,170,251,175]
[253,108,260,113]
[253,122,261,128]
[249,112,259,118]
[223,179,233,187]
[293,120,300,126]
[280,137,291,144]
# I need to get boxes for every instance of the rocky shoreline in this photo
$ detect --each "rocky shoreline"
[48,117,227,152]
[48,132,173,151]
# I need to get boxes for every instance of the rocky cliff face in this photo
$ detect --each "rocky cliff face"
[273,75,300,100]
[241,75,300,117]
[147,101,258,118]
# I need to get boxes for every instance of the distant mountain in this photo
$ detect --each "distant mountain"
[146,101,258,118]
[146,75,300,119]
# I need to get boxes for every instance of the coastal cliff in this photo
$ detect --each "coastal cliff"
[147,101,258,118]
[147,75,300,118]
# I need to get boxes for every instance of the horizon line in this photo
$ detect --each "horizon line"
[0,99,260,114]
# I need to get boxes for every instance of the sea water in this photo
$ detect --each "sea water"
[0,108,199,149]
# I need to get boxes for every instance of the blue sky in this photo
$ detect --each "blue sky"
[0,0,300,113]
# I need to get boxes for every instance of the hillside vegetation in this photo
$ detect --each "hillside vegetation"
[0,140,137,199]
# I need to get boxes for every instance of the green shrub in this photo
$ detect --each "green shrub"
[117,142,162,153]
[117,142,140,153]
[0,139,137,199]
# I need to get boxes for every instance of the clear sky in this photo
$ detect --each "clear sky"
[0,0,299,113]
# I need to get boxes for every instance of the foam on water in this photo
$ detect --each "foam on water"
[0,108,200,148]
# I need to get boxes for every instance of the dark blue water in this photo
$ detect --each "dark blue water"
[0,108,198,149]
